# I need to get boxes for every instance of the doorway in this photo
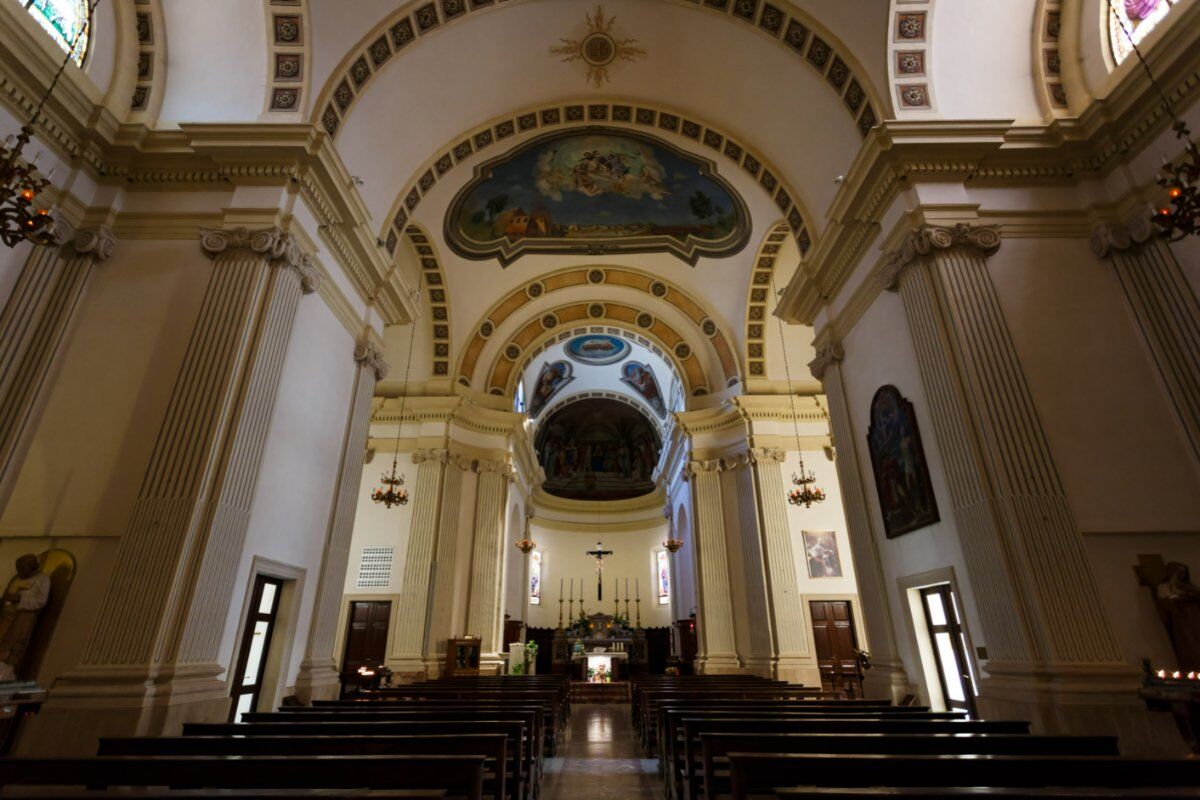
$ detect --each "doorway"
[918,584,977,716]
[230,575,283,721]
[809,600,861,697]
[342,600,391,675]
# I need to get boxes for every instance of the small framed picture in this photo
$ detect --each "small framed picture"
[803,531,843,578]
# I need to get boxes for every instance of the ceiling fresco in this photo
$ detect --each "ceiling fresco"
[535,397,661,501]
[564,333,631,366]
[445,127,751,266]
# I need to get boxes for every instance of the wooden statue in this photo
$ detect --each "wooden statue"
[1136,554,1200,672]
[0,555,50,682]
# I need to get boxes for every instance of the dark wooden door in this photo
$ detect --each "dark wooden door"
[342,600,391,675]
[809,600,860,697]
[919,584,978,716]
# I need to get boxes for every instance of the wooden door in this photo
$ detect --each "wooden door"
[342,600,390,675]
[809,600,860,697]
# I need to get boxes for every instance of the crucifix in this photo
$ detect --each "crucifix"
[587,540,613,601]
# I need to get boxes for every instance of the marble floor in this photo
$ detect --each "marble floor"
[542,704,660,800]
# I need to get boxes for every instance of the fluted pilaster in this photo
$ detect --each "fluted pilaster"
[685,459,740,672]
[1092,219,1200,465]
[425,453,471,672]
[0,223,115,514]
[726,452,773,673]
[294,340,388,700]
[465,460,515,665]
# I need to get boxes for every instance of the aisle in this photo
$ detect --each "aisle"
[543,704,659,800]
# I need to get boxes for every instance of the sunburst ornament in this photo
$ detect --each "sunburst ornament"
[550,5,645,88]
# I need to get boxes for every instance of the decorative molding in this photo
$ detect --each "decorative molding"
[748,446,786,464]
[745,222,793,379]
[1089,216,1156,258]
[402,224,451,379]
[475,458,515,479]
[683,458,723,479]
[265,0,311,114]
[199,226,321,294]
[411,447,450,466]
[881,223,1002,291]
[353,339,389,381]
[807,337,844,381]
[1036,0,1068,114]
[130,0,165,118]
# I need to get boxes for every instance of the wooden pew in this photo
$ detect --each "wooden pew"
[97,735,509,800]
[0,792,449,799]
[766,791,1200,799]
[724,753,1200,800]
[698,733,1120,800]
[639,689,840,748]
[0,756,486,800]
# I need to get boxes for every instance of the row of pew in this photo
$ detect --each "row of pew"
[0,674,571,799]
[633,674,1200,800]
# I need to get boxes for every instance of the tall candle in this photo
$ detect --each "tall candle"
[560,577,564,599]
[625,577,629,600]
[570,578,574,601]
[614,578,618,599]
[636,578,640,600]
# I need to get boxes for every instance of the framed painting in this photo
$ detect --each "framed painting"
[802,531,842,578]
[866,385,940,538]
[527,360,573,418]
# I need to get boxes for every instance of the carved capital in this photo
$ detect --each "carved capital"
[723,451,752,470]
[200,226,321,294]
[683,459,723,481]
[44,217,75,247]
[749,447,787,465]
[72,225,117,262]
[807,339,845,381]
[881,223,1002,291]
[476,459,516,480]
[412,448,450,466]
[353,340,389,381]
[1090,217,1156,259]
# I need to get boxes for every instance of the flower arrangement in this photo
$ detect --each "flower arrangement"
[664,666,680,676]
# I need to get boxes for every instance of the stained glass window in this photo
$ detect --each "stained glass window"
[529,549,542,605]
[19,0,90,65]
[656,550,670,605]
[1109,0,1180,65]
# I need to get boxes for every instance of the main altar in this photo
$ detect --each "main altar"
[553,612,646,681]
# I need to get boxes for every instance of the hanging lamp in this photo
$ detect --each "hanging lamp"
[515,507,536,554]
[371,274,420,509]
[772,270,826,508]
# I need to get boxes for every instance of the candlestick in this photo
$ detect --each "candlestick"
[635,597,641,628]
[569,578,574,601]
[624,597,631,621]
[558,596,564,629]
[636,578,639,601]
[568,597,575,621]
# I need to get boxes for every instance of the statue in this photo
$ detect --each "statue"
[0,555,51,682]
[1136,555,1200,672]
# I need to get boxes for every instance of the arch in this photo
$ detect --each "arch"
[402,224,452,379]
[744,221,792,379]
[311,0,884,143]
[263,0,312,114]
[536,389,671,438]
[485,306,711,398]
[1035,0,1069,114]
[455,266,739,389]
[382,100,816,255]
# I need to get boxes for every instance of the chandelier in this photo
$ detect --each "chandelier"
[1108,0,1200,240]
[371,274,420,509]
[515,507,536,554]
[662,507,683,552]
[773,270,825,508]
[0,1,98,248]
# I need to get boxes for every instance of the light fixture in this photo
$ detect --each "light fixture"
[371,273,420,509]
[515,507,536,554]
[1108,0,1200,241]
[662,507,683,552]
[772,270,826,508]
[0,1,98,248]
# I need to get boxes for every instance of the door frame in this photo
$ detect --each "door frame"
[341,599,393,673]
[333,593,399,673]
[228,557,306,719]
[897,568,980,713]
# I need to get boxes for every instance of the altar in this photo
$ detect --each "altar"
[571,649,629,682]
[552,612,646,680]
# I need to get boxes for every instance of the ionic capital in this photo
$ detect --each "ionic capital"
[353,340,389,381]
[476,459,516,480]
[683,458,723,481]
[748,447,787,465]
[881,223,1002,291]
[1090,217,1156,259]
[71,225,117,262]
[807,338,845,381]
[200,226,321,294]
[412,448,449,466]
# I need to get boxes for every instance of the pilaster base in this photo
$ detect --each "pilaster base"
[16,663,230,756]
[861,658,913,703]
[978,661,1187,757]
[695,653,743,675]
[292,661,341,704]
[772,655,821,687]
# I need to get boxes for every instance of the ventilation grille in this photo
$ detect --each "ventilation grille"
[357,546,394,589]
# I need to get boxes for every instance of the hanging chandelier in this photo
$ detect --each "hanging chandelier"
[1107,0,1200,240]
[371,275,420,509]
[772,270,826,508]
[515,507,536,554]
[0,1,98,248]
[662,507,683,552]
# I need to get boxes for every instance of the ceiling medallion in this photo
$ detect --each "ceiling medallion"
[550,5,645,88]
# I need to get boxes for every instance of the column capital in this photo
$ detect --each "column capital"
[807,338,845,381]
[1090,216,1156,259]
[881,223,1002,291]
[72,225,117,262]
[412,448,450,465]
[475,459,515,480]
[748,447,787,465]
[683,458,723,481]
[353,340,389,381]
[199,226,321,294]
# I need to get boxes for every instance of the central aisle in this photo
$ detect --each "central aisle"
[542,704,660,800]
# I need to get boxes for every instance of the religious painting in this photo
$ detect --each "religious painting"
[565,334,631,366]
[527,360,574,418]
[536,398,661,501]
[446,127,751,266]
[529,549,542,605]
[656,550,671,605]
[802,531,843,578]
[866,385,940,538]
[619,361,667,418]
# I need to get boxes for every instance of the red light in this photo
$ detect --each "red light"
[1160,208,1173,216]
[20,189,34,201]
[1169,186,1183,199]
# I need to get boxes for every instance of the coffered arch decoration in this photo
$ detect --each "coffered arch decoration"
[456,266,739,389]
[313,0,884,144]
[888,0,934,112]
[745,221,791,378]
[486,307,709,398]
[130,0,165,116]
[265,0,311,113]
[379,101,815,256]
[403,224,452,378]
[1035,0,1068,113]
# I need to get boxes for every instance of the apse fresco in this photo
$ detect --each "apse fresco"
[536,398,661,501]
[564,334,631,366]
[528,360,574,418]
[446,128,750,265]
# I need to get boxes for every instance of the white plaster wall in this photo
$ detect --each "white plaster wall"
[501,499,526,625]
[342,448,418,598]
[217,297,358,693]
[781,450,860,599]
[670,488,697,619]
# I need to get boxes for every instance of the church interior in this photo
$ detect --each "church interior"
[0,0,1199,795]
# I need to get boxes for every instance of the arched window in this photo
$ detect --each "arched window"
[19,0,90,65]
[1109,0,1180,65]
[514,379,526,414]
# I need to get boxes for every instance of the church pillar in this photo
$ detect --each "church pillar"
[34,226,319,751]
[0,224,116,514]
[1091,219,1200,465]
[390,448,450,677]
[424,453,471,675]
[809,338,911,701]
[725,452,774,677]
[293,340,388,702]
[684,459,740,673]
[883,224,1161,747]
[465,459,515,672]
